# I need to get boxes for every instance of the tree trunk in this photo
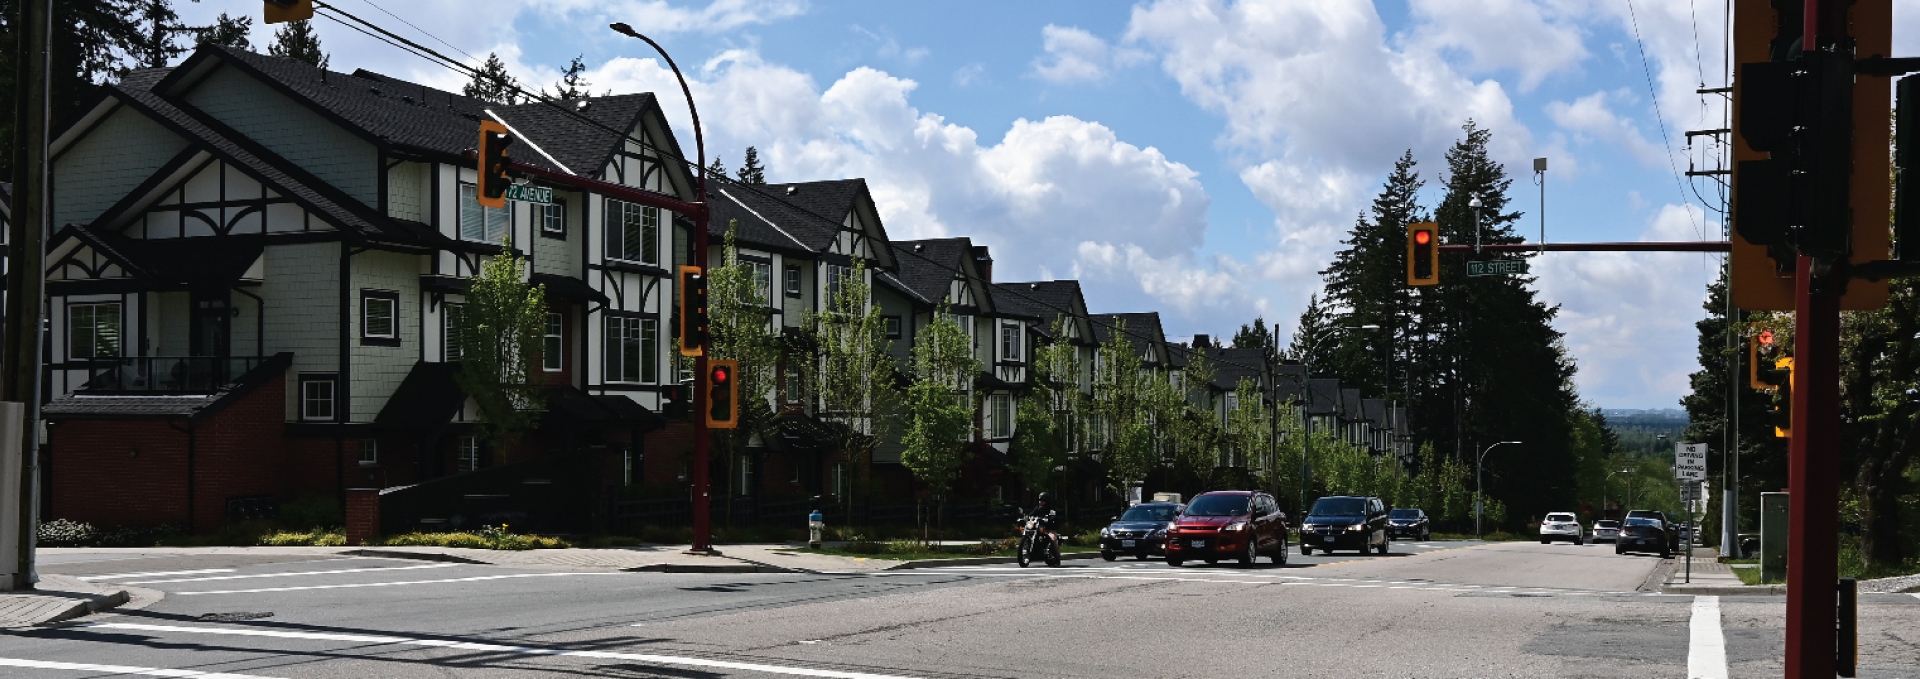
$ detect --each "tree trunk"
[1857,420,1915,569]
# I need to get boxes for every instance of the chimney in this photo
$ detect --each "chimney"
[1193,334,1211,349]
[971,245,993,282]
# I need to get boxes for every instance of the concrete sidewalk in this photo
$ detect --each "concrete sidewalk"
[0,575,131,628]
[1662,548,1787,595]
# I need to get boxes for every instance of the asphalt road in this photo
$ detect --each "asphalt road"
[5,539,1918,678]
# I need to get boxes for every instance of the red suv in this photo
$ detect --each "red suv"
[1165,491,1289,567]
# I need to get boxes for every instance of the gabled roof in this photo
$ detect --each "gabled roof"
[1341,388,1363,421]
[895,238,992,312]
[710,179,895,267]
[993,280,1093,342]
[52,223,263,289]
[1212,347,1268,392]
[1306,378,1344,415]
[1274,362,1309,403]
[1092,312,1166,363]
[1363,399,1389,428]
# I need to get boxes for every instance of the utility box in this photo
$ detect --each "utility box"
[1760,491,1789,583]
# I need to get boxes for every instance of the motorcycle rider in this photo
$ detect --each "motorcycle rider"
[1021,493,1062,552]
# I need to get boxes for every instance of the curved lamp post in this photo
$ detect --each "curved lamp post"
[1476,440,1521,538]
[608,22,715,554]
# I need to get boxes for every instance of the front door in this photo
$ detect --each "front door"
[191,290,232,358]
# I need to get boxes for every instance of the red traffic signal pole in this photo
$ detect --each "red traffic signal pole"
[607,23,716,555]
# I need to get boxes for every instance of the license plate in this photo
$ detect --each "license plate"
[1324,537,1335,543]
[1121,540,1136,547]
[1190,540,1206,548]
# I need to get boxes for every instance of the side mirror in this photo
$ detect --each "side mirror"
[1110,515,1119,521]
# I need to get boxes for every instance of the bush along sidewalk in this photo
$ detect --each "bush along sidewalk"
[37,519,568,551]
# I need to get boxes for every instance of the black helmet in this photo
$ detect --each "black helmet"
[1037,492,1052,503]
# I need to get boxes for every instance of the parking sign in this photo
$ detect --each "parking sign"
[1675,443,1708,481]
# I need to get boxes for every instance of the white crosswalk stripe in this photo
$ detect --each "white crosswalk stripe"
[0,657,284,678]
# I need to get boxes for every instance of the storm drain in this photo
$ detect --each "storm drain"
[196,612,274,622]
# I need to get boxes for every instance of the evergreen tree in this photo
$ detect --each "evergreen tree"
[1230,317,1279,366]
[1679,268,1786,545]
[130,0,190,68]
[737,146,767,184]
[268,19,328,68]
[1286,293,1335,366]
[463,52,518,105]
[545,54,590,100]
[706,157,726,186]
[1317,150,1425,399]
[1,0,177,178]
[195,12,252,50]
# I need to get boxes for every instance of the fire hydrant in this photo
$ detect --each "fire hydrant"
[808,509,825,549]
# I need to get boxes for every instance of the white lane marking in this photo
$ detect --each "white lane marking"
[1912,593,1920,601]
[0,657,282,678]
[1688,596,1729,679]
[173,572,623,595]
[76,568,235,581]
[880,567,1613,596]
[124,563,458,584]
[85,623,924,679]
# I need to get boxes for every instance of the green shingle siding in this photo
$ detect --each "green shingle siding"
[53,107,189,227]
[259,242,340,420]
[185,66,378,206]
[350,250,421,420]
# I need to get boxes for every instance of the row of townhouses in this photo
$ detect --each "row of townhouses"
[32,45,1409,534]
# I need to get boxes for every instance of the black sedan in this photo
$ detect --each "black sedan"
[1386,508,1430,541]
[1614,517,1673,557]
[1100,502,1183,560]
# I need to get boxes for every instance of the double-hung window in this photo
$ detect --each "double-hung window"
[67,302,122,359]
[360,439,379,465]
[825,264,850,302]
[1000,323,1021,362]
[443,303,466,360]
[458,182,509,244]
[300,375,337,421]
[605,199,659,264]
[990,394,1013,439]
[783,265,802,297]
[362,290,398,344]
[457,436,480,472]
[543,312,563,371]
[749,261,771,304]
[539,198,566,238]
[605,316,659,383]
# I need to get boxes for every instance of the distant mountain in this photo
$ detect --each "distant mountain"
[1600,408,1690,458]
[1600,408,1689,421]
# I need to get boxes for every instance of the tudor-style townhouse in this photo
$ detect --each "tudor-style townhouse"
[700,178,897,501]
[990,279,1100,503]
[38,45,696,532]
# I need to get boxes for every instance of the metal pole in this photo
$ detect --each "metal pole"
[607,24,714,555]
[1784,254,1840,677]
[4,0,53,592]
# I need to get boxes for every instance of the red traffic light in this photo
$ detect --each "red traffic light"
[710,366,731,384]
[1758,329,1774,346]
[1415,230,1431,245]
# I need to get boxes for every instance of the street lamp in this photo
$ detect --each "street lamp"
[1293,324,1380,515]
[608,21,715,555]
[1476,440,1521,538]
[1468,195,1484,253]
[1605,467,1634,520]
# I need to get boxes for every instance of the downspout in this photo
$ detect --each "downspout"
[232,286,265,357]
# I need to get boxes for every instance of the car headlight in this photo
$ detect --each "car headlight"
[1348,524,1366,532]
[1222,522,1248,532]
[1150,528,1166,537]
[1100,527,1111,537]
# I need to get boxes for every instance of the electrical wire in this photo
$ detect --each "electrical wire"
[306,0,1291,381]
[1627,0,1708,240]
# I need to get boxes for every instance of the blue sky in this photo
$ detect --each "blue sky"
[173,0,1920,410]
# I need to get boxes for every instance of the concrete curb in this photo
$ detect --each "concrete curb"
[621,563,792,574]
[1664,584,1787,596]
[885,551,1106,570]
[339,549,491,564]
[1,576,132,629]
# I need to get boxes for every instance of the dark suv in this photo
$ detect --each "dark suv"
[1099,502,1183,560]
[1386,508,1430,541]
[1625,509,1680,553]
[1300,496,1390,555]
[1164,491,1289,567]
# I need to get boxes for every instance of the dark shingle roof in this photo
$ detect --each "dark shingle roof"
[709,183,839,253]
[894,238,975,306]
[57,224,264,287]
[876,271,932,306]
[1341,388,1364,421]
[1092,312,1165,361]
[1274,363,1309,402]
[1213,347,1267,392]
[1306,378,1344,415]
[40,353,292,423]
[493,94,659,176]
[1363,399,1388,428]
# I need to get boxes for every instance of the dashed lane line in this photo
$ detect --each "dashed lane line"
[122,563,460,585]
[1688,596,1729,679]
[75,569,235,581]
[171,572,626,595]
[0,657,283,678]
[80,622,926,679]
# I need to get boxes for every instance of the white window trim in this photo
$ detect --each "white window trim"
[543,312,563,372]
[362,292,398,340]
[300,376,336,422]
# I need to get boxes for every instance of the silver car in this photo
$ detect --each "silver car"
[1590,519,1622,543]
[1538,512,1583,545]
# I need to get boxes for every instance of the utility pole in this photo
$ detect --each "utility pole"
[4,0,53,592]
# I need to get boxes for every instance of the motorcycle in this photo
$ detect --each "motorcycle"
[1016,513,1061,568]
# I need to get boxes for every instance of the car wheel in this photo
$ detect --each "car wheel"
[1238,537,1257,567]
[1167,557,1183,567]
[1101,550,1117,562]
[1205,558,1217,565]
[1575,537,1584,546]
[1135,552,1148,560]
[1301,544,1312,556]
[1614,545,1625,555]
[1540,538,1550,545]
[1277,538,1288,565]
[1376,538,1388,555]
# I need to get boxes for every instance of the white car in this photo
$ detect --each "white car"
[1590,519,1622,543]
[1539,512,1583,545]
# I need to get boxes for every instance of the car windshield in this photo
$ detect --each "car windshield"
[1309,498,1366,516]
[1389,509,1421,519]
[1119,505,1177,522]
[1625,518,1661,527]
[1184,495,1250,517]
[1546,514,1575,523]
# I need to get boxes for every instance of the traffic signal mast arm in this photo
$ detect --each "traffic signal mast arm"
[1436,241,1733,253]
[461,149,708,219]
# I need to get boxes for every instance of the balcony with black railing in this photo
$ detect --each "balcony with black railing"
[78,356,274,394]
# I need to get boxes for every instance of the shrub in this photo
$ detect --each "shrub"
[840,535,884,554]
[277,494,344,529]
[258,529,346,546]
[37,519,97,547]
[379,524,570,550]
[1071,529,1101,547]
[98,524,175,547]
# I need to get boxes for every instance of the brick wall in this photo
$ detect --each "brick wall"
[344,488,379,545]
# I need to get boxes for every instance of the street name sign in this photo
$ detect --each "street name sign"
[1467,260,1529,277]
[1675,442,1708,481]
[505,183,553,205]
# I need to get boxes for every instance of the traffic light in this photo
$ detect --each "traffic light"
[678,266,708,357]
[476,120,514,210]
[1748,330,1779,390]
[264,0,313,24]
[1754,356,1794,439]
[705,359,738,429]
[1728,0,1891,311]
[1406,221,1439,287]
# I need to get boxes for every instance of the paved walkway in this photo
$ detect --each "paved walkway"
[0,575,130,628]
[1663,547,1786,595]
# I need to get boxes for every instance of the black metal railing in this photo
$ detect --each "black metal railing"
[79,356,269,394]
